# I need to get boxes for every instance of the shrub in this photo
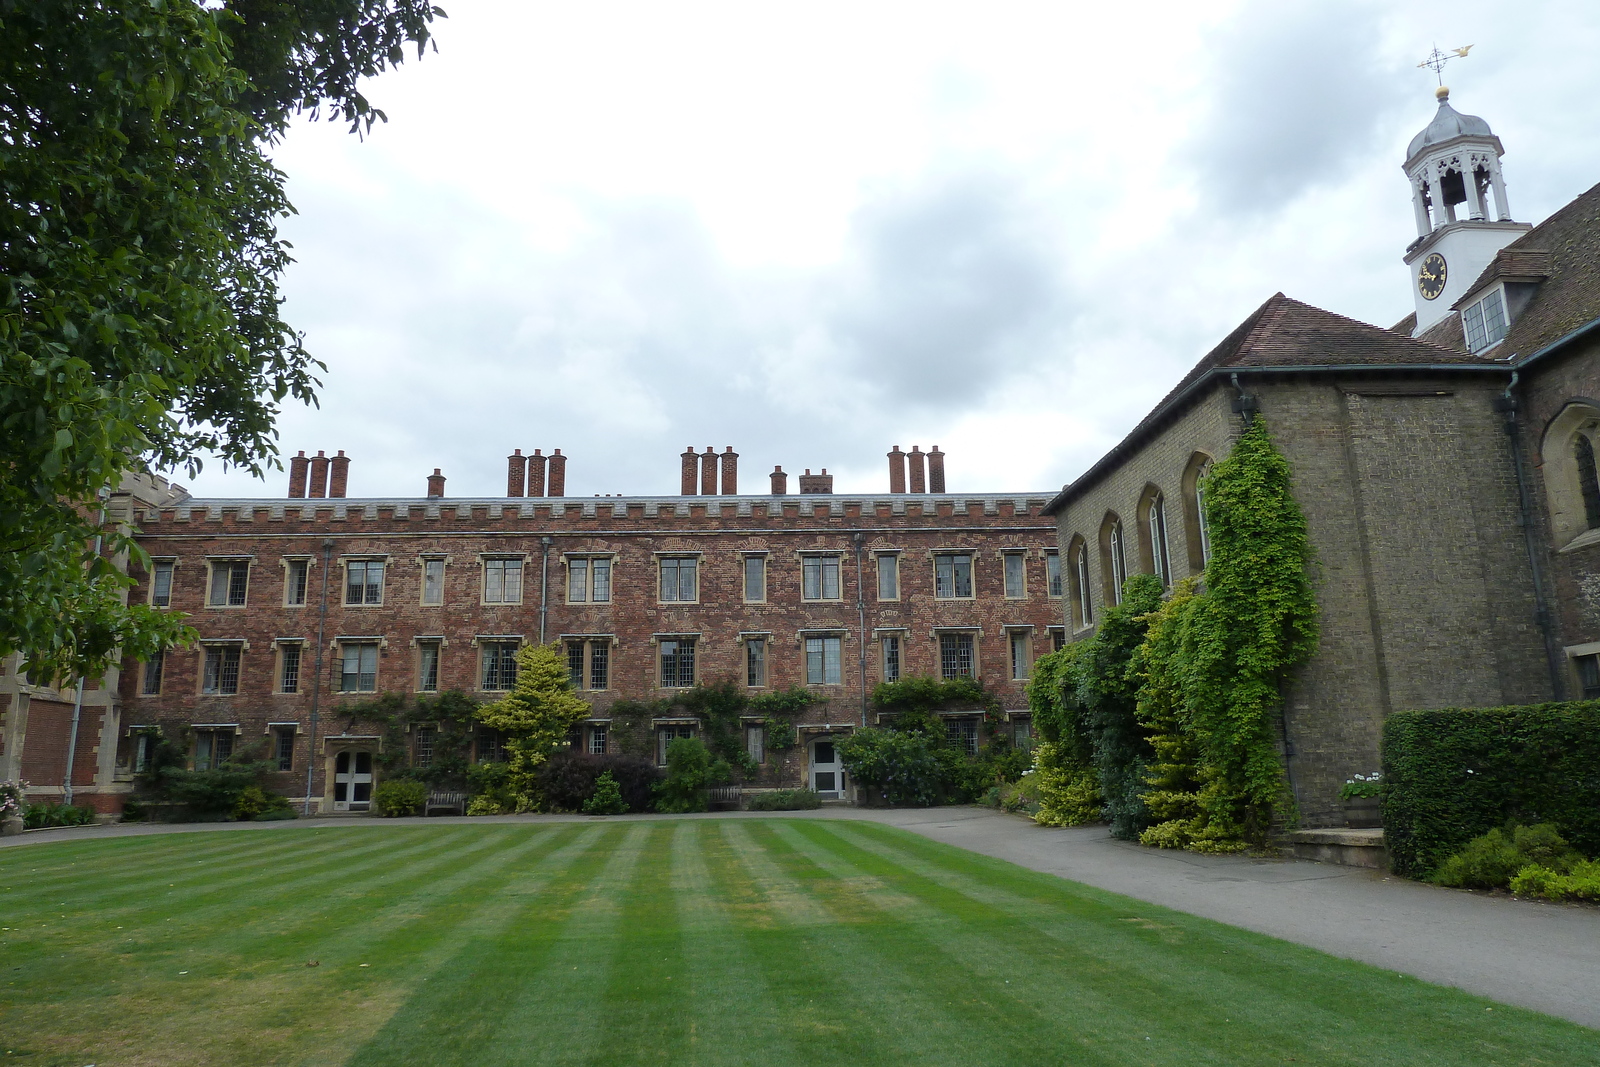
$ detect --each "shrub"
[233,785,292,821]
[747,788,822,811]
[373,779,428,817]
[537,752,659,813]
[838,729,949,807]
[1030,741,1102,827]
[1510,859,1600,902]
[1432,823,1583,889]
[467,795,508,816]
[22,802,96,829]
[656,737,718,814]
[1382,701,1600,877]
[582,772,628,815]
[467,760,516,815]
[993,775,1040,815]
[0,779,24,820]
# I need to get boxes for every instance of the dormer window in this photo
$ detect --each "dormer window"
[1462,287,1508,353]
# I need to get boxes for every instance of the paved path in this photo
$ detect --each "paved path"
[8,806,1599,1028]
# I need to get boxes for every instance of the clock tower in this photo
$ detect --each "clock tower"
[1403,86,1531,335]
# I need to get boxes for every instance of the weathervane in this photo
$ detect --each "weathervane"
[1418,44,1474,85]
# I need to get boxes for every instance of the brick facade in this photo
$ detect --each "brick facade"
[106,490,1063,811]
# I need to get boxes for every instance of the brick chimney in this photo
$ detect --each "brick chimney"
[288,451,309,498]
[427,469,446,498]
[907,446,926,494]
[770,465,788,495]
[798,468,834,494]
[308,450,330,498]
[887,446,906,494]
[547,449,566,496]
[927,445,945,494]
[528,449,547,497]
[720,447,739,495]
[328,450,350,498]
[701,447,718,495]
[507,449,527,497]
[681,446,698,495]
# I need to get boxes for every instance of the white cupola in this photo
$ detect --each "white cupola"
[1403,87,1531,335]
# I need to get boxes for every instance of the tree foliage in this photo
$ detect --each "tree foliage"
[473,644,591,811]
[0,1,442,682]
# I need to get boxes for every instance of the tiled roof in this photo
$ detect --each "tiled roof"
[1493,180,1600,359]
[1044,293,1506,514]
[1415,310,1469,352]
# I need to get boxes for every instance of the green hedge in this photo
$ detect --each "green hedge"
[1382,702,1600,877]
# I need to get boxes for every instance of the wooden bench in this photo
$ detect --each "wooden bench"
[708,786,742,811]
[425,790,467,817]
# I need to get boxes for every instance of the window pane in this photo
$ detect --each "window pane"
[142,650,164,695]
[954,556,972,597]
[805,637,823,684]
[746,724,765,764]
[503,561,523,603]
[1010,632,1029,680]
[939,633,974,680]
[1005,554,1025,598]
[678,559,696,601]
[877,556,898,600]
[589,725,608,755]
[567,641,585,688]
[1464,300,1487,351]
[744,557,765,601]
[423,559,444,605]
[935,556,952,598]
[822,558,840,600]
[208,564,229,606]
[220,648,240,694]
[803,557,821,600]
[592,559,611,603]
[484,561,503,603]
[152,562,173,607]
[1483,289,1508,346]
[420,643,439,692]
[1046,554,1061,597]
[228,563,248,606]
[365,561,383,604]
[746,638,766,687]
[824,636,841,685]
[275,730,294,772]
[590,642,609,690]
[281,644,301,693]
[568,559,588,602]
[195,731,213,770]
[883,636,900,682]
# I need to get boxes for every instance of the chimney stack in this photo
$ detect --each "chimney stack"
[528,449,547,497]
[427,469,446,498]
[547,449,566,496]
[507,449,527,497]
[701,447,718,495]
[308,450,330,498]
[328,450,349,498]
[288,451,309,498]
[798,468,834,494]
[927,445,945,494]
[908,446,926,494]
[770,465,788,495]
[720,446,739,495]
[681,446,698,495]
[887,445,906,494]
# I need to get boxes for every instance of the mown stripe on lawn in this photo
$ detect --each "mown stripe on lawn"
[794,819,1598,1067]
[346,822,650,1067]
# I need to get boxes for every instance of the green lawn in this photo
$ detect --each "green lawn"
[1,819,1594,1067]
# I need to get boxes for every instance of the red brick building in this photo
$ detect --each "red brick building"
[3,447,1064,812]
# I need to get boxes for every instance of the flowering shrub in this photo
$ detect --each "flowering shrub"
[1338,773,1383,800]
[0,780,25,819]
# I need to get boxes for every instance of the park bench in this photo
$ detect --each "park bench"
[708,786,742,811]
[425,790,467,817]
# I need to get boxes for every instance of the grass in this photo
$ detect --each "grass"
[1,819,1595,1067]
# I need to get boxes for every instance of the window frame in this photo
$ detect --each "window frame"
[281,556,311,608]
[343,557,386,607]
[933,552,975,600]
[205,558,251,609]
[1007,628,1032,681]
[272,727,296,772]
[416,638,442,693]
[479,638,521,692]
[804,633,844,686]
[801,554,843,602]
[149,558,177,608]
[481,556,526,606]
[278,641,303,694]
[742,553,768,603]
[338,640,380,694]
[1462,284,1510,354]
[199,642,243,695]
[420,556,447,607]
[744,635,768,688]
[876,552,900,601]
[657,555,700,604]
[937,630,977,681]
[563,637,613,692]
[879,631,905,683]
[140,649,165,696]
[1045,551,1062,599]
[192,726,237,770]
[1002,551,1028,600]
[565,554,615,604]
[658,635,698,689]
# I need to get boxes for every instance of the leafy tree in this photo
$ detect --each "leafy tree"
[655,737,723,814]
[473,645,591,811]
[0,1,442,682]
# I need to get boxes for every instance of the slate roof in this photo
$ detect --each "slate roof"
[1044,294,1504,515]
[1483,180,1600,360]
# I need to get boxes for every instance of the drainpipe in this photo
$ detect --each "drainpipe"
[854,531,867,727]
[302,538,334,815]
[62,487,110,807]
[1496,372,1567,698]
[538,536,552,644]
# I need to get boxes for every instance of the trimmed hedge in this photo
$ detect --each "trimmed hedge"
[1382,702,1600,877]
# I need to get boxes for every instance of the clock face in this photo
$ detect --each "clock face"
[1417,252,1448,300]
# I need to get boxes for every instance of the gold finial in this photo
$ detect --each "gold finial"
[1436,85,1450,101]
[1418,44,1474,86]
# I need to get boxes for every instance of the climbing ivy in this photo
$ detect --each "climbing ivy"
[1024,644,1101,826]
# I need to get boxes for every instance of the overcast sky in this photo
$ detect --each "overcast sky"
[178,0,1600,500]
